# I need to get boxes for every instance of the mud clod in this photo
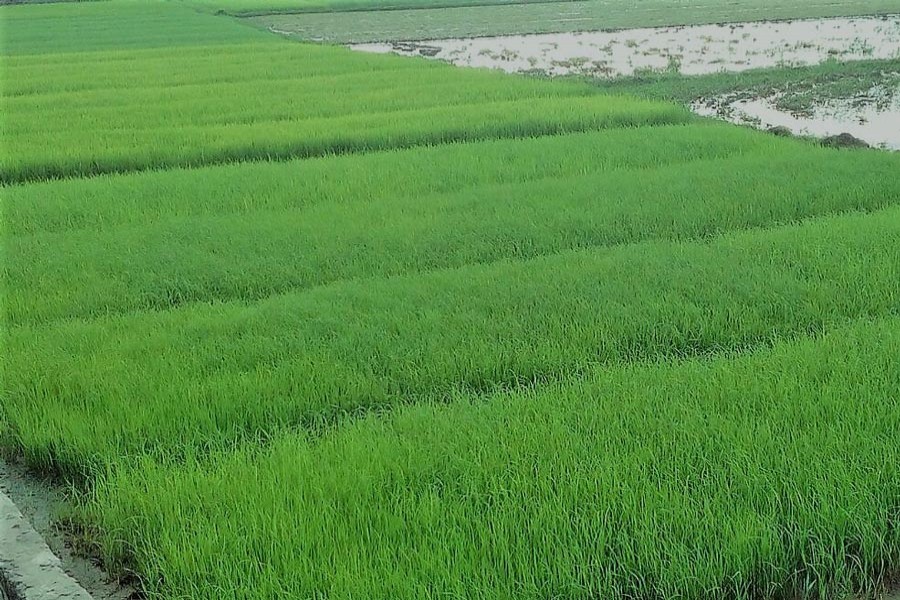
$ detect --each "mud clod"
[822,132,871,148]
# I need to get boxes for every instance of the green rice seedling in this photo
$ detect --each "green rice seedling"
[1,90,686,183]
[7,143,900,325]
[6,206,900,478]
[0,0,271,55]
[83,315,900,599]
[4,123,774,236]
[1,5,688,183]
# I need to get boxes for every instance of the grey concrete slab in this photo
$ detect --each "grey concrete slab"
[0,490,92,600]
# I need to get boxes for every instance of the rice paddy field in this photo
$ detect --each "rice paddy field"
[2,0,900,598]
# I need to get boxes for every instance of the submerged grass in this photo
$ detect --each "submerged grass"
[598,57,900,114]
[84,316,900,599]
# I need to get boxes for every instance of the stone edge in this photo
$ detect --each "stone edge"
[0,490,92,600]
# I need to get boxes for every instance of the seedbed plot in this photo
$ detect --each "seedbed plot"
[84,316,900,599]
[7,141,900,325]
[4,1,900,598]
[7,206,900,478]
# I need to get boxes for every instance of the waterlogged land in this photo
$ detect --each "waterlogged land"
[352,16,900,77]
[3,1,900,599]
[352,15,900,148]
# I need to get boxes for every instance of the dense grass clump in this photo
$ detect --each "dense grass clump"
[84,316,900,599]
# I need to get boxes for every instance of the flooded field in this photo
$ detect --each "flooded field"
[353,15,900,148]
[694,85,900,150]
[353,15,900,77]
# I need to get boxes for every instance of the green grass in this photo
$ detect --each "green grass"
[7,206,900,478]
[185,0,563,15]
[0,1,270,54]
[3,122,767,236]
[596,57,900,115]
[246,0,900,43]
[4,1,900,598]
[1,29,686,182]
[84,315,900,599]
[7,133,900,326]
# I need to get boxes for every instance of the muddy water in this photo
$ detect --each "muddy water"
[694,89,900,150]
[352,15,900,149]
[353,15,900,78]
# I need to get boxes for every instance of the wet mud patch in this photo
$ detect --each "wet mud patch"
[693,80,900,149]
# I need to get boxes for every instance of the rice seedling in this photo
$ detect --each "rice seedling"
[0,4,687,182]
[82,315,900,599]
[7,141,900,325]
[3,2,899,598]
[7,206,900,478]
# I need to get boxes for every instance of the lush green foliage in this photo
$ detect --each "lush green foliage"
[85,316,900,599]
[1,1,687,184]
[2,38,684,182]
[3,1,900,599]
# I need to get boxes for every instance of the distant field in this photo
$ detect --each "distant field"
[249,0,900,43]
[4,1,900,599]
[185,0,559,14]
